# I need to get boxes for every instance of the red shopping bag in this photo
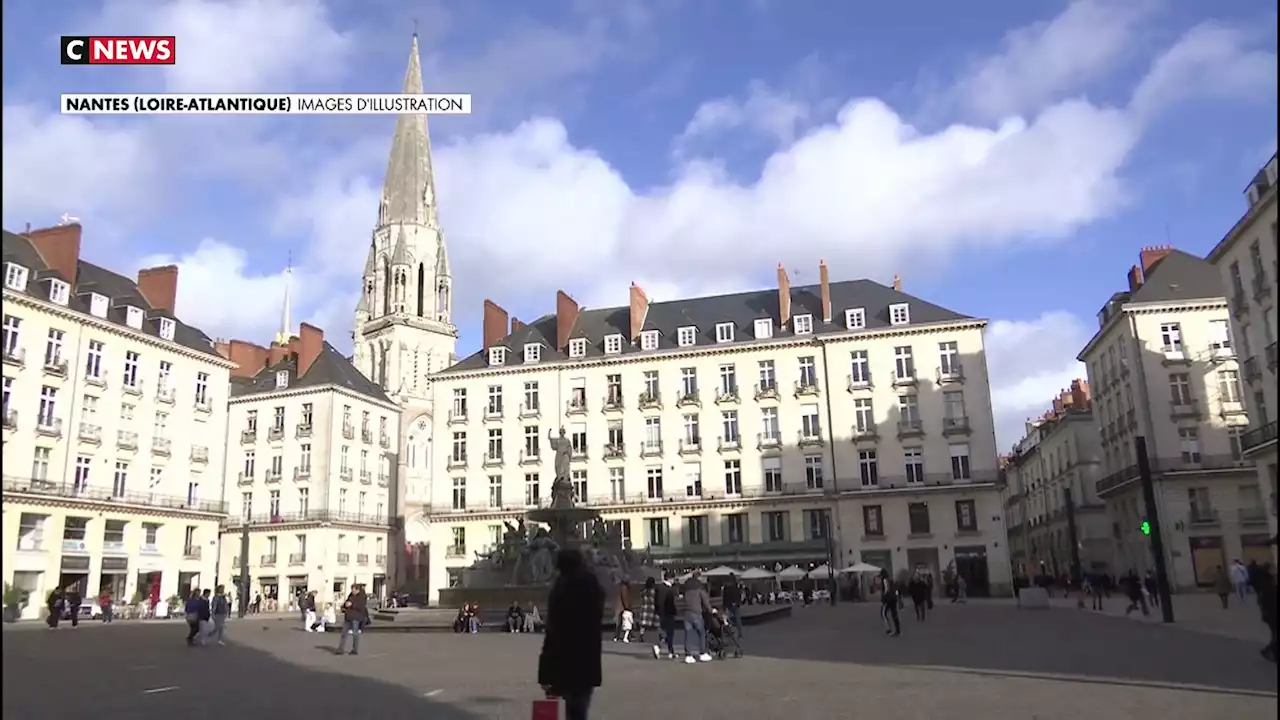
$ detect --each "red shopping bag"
[531,697,563,720]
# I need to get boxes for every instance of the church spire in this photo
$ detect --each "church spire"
[275,254,293,346]
[378,32,439,229]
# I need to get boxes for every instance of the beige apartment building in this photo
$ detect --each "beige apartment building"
[1001,381,1111,576]
[2,224,233,618]
[424,262,1011,603]
[215,307,402,606]
[1206,152,1278,549]
[1078,246,1269,589]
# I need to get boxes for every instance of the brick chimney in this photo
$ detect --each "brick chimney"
[25,223,83,288]
[1140,245,1173,275]
[1069,378,1091,409]
[510,317,525,334]
[892,273,902,292]
[137,265,179,314]
[555,290,580,352]
[1127,264,1144,292]
[776,264,791,328]
[818,260,832,324]
[218,339,270,379]
[629,282,649,342]
[298,323,324,376]
[482,300,509,351]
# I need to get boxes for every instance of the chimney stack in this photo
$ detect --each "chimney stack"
[511,317,525,334]
[892,273,903,292]
[818,260,832,324]
[1139,245,1173,275]
[482,300,509,351]
[776,264,791,328]
[137,265,179,314]
[629,282,650,342]
[555,290,580,352]
[1127,265,1144,292]
[298,323,324,376]
[24,223,83,288]
[1070,378,1091,409]
[219,339,270,378]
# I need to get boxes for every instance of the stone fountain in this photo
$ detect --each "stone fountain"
[436,429,657,610]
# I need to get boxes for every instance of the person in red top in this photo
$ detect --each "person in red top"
[98,592,114,623]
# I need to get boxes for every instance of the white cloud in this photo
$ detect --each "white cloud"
[0,107,157,229]
[676,82,811,152]
[952,0,1159,122]
[985,311,1093,450]
[1129,21,1279,121]
[94,0,353,92]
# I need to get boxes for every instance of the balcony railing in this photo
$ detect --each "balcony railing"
[1239,507,1269,525]
[261,554,277,567]
[78,422,102,444]
[122,379,144,397]
[151,437,172,457]
[646,538,828,560]
[638,392,663,410]
[565,398,587,415]
[1267,341,1277,371]
[191,446,209,463]
[290,552,307,565]
[714,388,740,405]
[336,552,349,564]
[3,476,228,514]
[296,423,312,438]
[375,554,386,565]
[268,426,285,442]
[222,510,392,529]
[449,409,468,424]
[1242,421,1278,456]
[797,430,824,447]
[342,423,355,439]
[1096,453,1253,496]
[35,418,63,438]
[754,383,779,401]
[838,470,1002,493]
[183,546,202,560]
[640,441,663,457]
[2,409,15,429]
[116,430,138,450]
[380,433,391,449]
[757,433,781,450]
[1251,272,1271,301]
[519,403,540,419]
[896,419,923,437]
[675,392,701,408]
[678,439,702,455]
[294,467,311,482]
[603,443,625,459]
[1243,356,1262,383]
[1189,508,1219,525]
[2,346,26,367]
[155,385,175,404]
[356,553,369,565]
[717,436,742,452]
[601,394,624,412]
[42,357,68,377]
[936,365,964,384]
[942,416,970,435]
[793,381,819,397]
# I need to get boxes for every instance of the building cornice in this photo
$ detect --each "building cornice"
[434,318,989,383]
[2,288,236,369]
[1206,181,1277,263]
[1077,297,1227,361]
[229,382,401,413]
[2,493,227,521]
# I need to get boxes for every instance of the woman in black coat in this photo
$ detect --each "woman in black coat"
[538,549,605,720]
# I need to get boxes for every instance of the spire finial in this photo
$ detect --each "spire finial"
[276,255,293,346]
[412,18,418,38]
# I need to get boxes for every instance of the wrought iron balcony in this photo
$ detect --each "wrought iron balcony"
[675,391,701,408]
[936,365,964,385]
[942,416,970,435]
[754,383,779,401]
[3,476,228,514]
[2,346,26,367]
[35,418,63,438]
[1096,453,1254,496]
[638,391,663,410]
[43,357,68,377]
[793,380,820,397]
[78,422,102,444]
[1242,421,1278,456]
[223,510,392,529]
[240,429,257,444]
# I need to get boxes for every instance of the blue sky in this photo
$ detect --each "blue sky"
[2,0,1276,449]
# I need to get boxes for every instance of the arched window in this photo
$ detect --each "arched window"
[417,263,426,317]
[436,280,450,321]
[381,257,391,315]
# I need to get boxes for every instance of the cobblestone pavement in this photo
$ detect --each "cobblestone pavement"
[3,603,1275,720]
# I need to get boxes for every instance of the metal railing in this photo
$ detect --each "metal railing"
[223,510,392,528]
[1096,453,1253,495]
[1242,421,1278,455]
[4,476,228,514]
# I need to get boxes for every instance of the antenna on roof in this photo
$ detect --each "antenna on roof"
[24,222,30,232]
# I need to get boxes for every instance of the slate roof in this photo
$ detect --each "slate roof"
[1125,250,1227,305]
[441,278,975,375]
[1,230,222,358]
[229,341,392,403]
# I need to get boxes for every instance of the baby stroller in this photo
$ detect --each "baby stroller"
[704,610,742,659]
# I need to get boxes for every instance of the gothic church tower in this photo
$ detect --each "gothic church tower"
[352,33,457,562]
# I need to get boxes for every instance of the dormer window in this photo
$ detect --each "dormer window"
[89,293,108,318]
[48,279,70,306]
[158,317,176,341]
[275,371,289,389]
[793,314,814,335]
[488,347,508,366]
[639,330,660,351]
[889,303,910,326]
[523,343,542,363]
[603,334,624,354]
[125,306,144,329]
[845,308,866,331]
[568,338,587,358]
[715,323,734,343]
[4,263,28,291]
[753,318,773,339]
[677,326,697,348]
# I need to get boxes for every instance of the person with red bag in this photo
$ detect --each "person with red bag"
[536,548,604,720]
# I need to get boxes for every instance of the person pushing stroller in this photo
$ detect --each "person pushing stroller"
[704,607,742,659]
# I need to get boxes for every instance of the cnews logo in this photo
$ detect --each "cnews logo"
[60,36,176,65]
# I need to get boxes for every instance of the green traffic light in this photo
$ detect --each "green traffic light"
[1140,520,1151,535]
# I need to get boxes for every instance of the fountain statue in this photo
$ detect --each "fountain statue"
[438,427,657,607]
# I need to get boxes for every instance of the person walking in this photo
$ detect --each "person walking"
[303,591,320,632]
[651,571,679,660]
[880,570,901,637]
[537,548,604,720]
[680,571,714,664]
[210,585,231,645]
[1213,566,1232,609]
[1252,560,1277,662]
[184,590,204,646]
[45,588,65,629]
[1231,560,1250,602]
[611,580,631,642]
[334,584,369,656]
[636,577,658,645]
[65,587,83,628]
[722,574,743,638]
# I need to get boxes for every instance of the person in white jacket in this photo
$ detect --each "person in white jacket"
[1231,560,1251,602]
[303,591,320,632]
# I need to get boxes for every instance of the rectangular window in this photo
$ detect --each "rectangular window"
[793,314,813,334]
[849,350,870,385]
[763,457,783,493]
[640,330,660,351]
[677,327,697,347]
[757,360,776,391]
[905,447,925,484]
[862,505,883,536]
[1159,323,1183,353]
[845,308,865,330]
[648,518,669,547]
[525,473,540,506]
[764,511,788,542]
[451,478,466,510]
[684,464,702,498]
[955,500,977,531]
[858,450,878,487]
[715,322,734,343]
[804,455,824,490]
[908,502,931,535]
[894,346,915,380]
[686,516,709,546]
[646,467,664,500]
[753,318,773,339]
[723,459,742,496]
[724,514,747,544]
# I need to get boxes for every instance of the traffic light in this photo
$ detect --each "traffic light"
[1139,520,1151,536]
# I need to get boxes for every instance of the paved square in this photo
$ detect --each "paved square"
[4,602,1276,719]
